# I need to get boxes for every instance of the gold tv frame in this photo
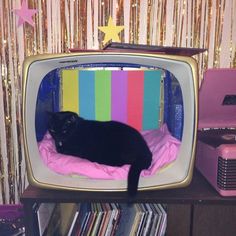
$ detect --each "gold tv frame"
[22,52,198,192]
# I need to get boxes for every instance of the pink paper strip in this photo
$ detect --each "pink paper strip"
[127,71,144,130]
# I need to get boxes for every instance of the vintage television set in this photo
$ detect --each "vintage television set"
[22,44,201,193]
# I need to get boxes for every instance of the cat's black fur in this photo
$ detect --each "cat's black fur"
[47,111,152,196]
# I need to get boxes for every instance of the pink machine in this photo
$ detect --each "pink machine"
[196,68,236,196]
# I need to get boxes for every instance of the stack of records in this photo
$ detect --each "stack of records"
[116,203,167,236]
[34,202,167,236]
[68,203,120,236]
[67,203,167,236]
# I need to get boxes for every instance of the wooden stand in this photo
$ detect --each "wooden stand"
[21,169,236,236]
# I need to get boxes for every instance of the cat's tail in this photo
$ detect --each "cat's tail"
[128,156,152,196]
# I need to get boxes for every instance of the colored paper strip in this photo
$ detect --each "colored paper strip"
[61,69,79,113]
[79,70,95,120]
[111,71,128,123]
[95,70,111,121]
[127,71,144,130]
[143,70,162,130]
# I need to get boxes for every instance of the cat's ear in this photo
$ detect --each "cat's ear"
[70,113,78,122]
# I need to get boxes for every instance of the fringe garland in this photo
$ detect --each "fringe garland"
[0,0,235,203]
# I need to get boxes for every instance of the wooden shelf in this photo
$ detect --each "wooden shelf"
[20,169,236,236]
[20,169,236,205]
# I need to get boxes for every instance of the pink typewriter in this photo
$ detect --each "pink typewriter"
[196,68,236,196]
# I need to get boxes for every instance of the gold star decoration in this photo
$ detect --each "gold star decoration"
[98,16,124,44]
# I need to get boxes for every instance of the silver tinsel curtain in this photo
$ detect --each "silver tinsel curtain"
[0,0,235,203]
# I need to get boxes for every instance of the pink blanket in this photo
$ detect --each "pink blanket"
[38,124,180,179]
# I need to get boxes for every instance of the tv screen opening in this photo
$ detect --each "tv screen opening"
[22,52,198,192]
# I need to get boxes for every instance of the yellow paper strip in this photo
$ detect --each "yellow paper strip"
[61,69,79,113]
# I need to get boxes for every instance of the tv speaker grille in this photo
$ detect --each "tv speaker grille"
[217,156,236,190]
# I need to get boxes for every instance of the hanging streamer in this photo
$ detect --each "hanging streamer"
[0,0,235,203]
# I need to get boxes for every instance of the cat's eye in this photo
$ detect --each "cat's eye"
[50,129,55,133]
[62,129,67,134]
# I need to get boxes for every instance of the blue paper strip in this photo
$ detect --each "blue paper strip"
[79,70,95,120]
[143,70,162,130]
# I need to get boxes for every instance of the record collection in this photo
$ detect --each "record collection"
[33,202,167,236]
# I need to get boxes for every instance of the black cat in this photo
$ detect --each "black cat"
[47,111,152,196]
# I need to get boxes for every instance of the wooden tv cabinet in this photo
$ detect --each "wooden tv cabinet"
[20,169,236,236]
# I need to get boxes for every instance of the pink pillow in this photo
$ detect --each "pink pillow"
[38,124,180,179]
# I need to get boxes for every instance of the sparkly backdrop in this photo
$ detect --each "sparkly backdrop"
[0,0,235,203]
